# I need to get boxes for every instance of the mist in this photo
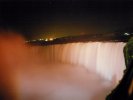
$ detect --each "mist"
[0,31,125,100]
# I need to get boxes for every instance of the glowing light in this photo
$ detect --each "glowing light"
[124,33,130,36]
[32,40,36,42]
[45,38,48,41]
[39,39,44,41]
[49,37,54,41]
[25,40,29,43]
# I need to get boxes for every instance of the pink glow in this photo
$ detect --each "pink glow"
[0,31,126,100]
[30,42,126,82]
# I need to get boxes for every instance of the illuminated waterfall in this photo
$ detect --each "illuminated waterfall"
[30,42,126,82]
[0,33,126,100]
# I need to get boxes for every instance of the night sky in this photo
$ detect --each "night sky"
[0,0,133,39]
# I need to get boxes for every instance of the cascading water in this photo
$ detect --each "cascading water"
[0,33,126,100]
[30,42,126,82]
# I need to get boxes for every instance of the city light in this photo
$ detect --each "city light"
[45,38,48,41]
[49,37,54,41]
[124,33,130,36]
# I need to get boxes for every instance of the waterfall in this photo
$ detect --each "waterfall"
[29,42,126,82]
[0,33,126,100]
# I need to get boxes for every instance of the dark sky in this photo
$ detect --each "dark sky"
[0,0,133,39]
